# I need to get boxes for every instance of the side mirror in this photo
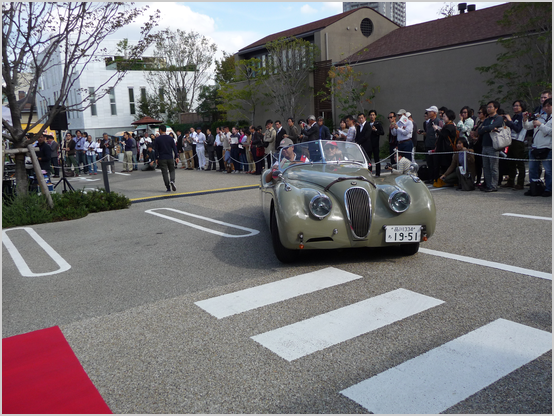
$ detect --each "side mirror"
[408,162,419,175]
[272,169,283,180]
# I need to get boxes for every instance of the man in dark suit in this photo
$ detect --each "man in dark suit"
[355,112,371,153]
[275,120,286,151]
[317,116,331,140]
[367,109,384,176]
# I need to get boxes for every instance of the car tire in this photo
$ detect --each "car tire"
[271,208,299,263]
[400,242,419,256]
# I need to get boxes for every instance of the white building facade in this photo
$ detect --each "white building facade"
[343,2,406,26]
[36,40,155,139]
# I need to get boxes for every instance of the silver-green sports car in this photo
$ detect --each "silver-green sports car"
[261,140,436,263]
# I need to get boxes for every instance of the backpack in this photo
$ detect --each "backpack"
[418,164,430,181]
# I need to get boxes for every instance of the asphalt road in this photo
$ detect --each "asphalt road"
[2,165,552,414]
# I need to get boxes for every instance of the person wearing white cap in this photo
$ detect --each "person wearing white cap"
[424,105,442,184]
[390,108,413,159]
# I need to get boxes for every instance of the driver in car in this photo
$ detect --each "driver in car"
[265,138,309,183]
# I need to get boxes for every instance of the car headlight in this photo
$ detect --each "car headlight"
[388,189,411,213]
[309,194,332,219]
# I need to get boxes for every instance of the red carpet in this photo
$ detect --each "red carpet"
[2,326,111,414]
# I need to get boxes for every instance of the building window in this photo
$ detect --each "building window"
[128,87,136,115]
[89,87,97,116]
[109,87,117,115]
[361,18,373,37]
[140,87,146,102]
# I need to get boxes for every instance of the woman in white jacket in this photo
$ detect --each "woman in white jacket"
[456,106,474,141]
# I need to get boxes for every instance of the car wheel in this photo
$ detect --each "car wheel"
[400,242,419,256]
[271,208,299,263]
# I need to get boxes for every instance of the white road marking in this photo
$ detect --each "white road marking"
[420,248,552,280]
[145,208,259,238]
[2,227,71,277]
[341,318,552,414]
[195,267,363,319]
[428,187,447,192]
[251,288,444,361]
[503,213,552,221]
[114,172,131,176]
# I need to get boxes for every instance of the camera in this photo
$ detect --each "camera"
[527,112,539,121]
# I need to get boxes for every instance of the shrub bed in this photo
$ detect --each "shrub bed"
[2,189,131,228]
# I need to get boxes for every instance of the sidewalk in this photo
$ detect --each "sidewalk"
[55,161,262,201]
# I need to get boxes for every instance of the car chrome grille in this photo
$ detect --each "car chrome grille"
[344,187,371,239]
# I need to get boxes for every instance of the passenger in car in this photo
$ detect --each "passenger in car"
[323,141,344,161]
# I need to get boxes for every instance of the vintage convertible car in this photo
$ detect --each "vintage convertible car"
[260,140,436,262]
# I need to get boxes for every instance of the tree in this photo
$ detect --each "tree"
[438,2,457,18]
[2,2,159,195]
[146,29,217,115]
[261,36,319,121]
[317,49,379,121]
[214,51,237,85]
[217,57,267,125]
[476,2,552,109]
[196,85,224,122]
[135,91,162,122]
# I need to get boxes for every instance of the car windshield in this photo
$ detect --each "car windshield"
[276,140,368,170]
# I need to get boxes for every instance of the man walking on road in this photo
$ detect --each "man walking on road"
[154,125,180,192]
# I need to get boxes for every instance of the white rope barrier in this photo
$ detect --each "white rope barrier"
[52,147,551,173]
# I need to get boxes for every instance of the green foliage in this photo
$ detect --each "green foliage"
[217,57,267,124]
[318,61,379,120]
[214,51,237,85]
[196,85,224,122]
[476,2,552,109]
[2,193,53,227]
[2,189,131,228]
[135,91,162,121]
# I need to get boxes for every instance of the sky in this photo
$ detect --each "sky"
[112,1,507,60]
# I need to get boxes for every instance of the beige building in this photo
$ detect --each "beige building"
[234,7,399,122]
[231,3,529,136]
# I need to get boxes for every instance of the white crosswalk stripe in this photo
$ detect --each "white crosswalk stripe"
[195,268,551,412]
[195,267,363,319]
[251,288,444,361]
[340,318,552,414]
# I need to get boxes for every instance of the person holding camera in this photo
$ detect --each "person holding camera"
[523,98,552,197]
[477,101,504,192]
[502,100,527,190]
[300,116,319,143]
[141,143,156,171]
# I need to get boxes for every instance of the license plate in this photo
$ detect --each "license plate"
[385,225,421,243]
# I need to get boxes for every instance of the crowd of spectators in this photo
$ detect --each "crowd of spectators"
[40,90,551,197]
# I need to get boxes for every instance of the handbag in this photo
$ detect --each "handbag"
[256,146,265,158]
[457,167,475,191]
[490,123,512,150]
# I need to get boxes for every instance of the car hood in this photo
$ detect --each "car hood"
[284,164,373,190]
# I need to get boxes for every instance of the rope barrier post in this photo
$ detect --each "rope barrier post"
[100,159,114,193]
[395,147,399,166]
